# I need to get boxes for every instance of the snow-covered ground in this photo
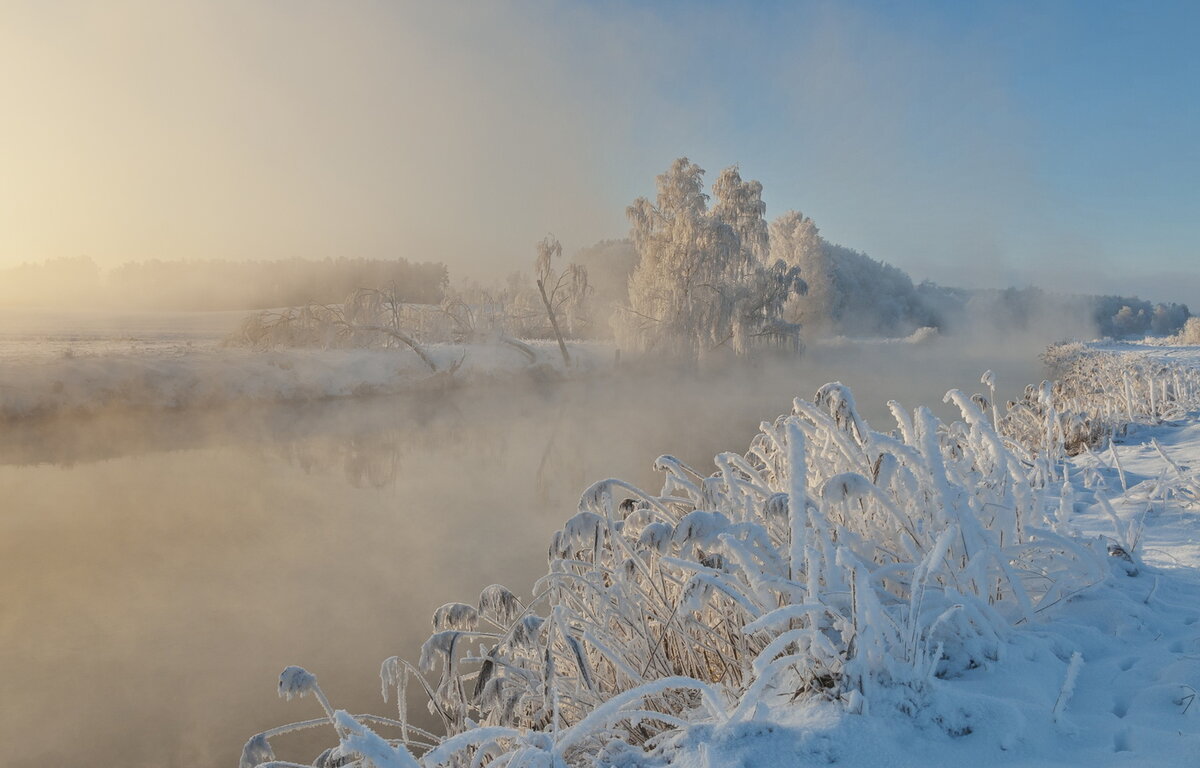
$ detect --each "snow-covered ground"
[0,307,244,362]
[664,416,1200,767]
[1092,338,1200,369]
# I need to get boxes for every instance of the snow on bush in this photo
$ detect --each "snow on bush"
[1168,317,1200,346]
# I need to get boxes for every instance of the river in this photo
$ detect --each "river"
[0,337,1046,766]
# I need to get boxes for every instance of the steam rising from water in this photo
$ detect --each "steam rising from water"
[0,337,1045,767]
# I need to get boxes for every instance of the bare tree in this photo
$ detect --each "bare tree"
[534,235,590,366]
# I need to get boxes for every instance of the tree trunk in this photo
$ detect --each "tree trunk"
[537,278,571,367]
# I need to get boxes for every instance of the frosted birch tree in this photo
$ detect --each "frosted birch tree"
[621,159,802,358]
[770,210,831,333]
[534,235,590,364]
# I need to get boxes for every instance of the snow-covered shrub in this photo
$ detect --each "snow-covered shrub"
[1169,317,1200,345]
[245,374,1126,766]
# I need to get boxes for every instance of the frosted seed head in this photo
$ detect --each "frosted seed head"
[763,492,789,521]
[637,521,673,554]
[511,615,546,650]
[379,656,402,702]
[621,508,657,537]
[239,733,274,768]
[478,584,522,627]
[617,497,639,518]
[548,530,571,563]
[419,630,461,674]
[278,666,317,701]
[433,602,480,632]
[562,511,605,546]
[672,509,731,548]
[577,479,613,515]
[820,472,873,504]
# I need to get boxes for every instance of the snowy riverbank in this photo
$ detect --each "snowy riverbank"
[240,340,1200,768]
[0,340,609,420]
[0,310,961,421]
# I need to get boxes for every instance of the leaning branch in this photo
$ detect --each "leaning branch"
[499,334,538,365]
[347,324,439,372]
[536,278,571,368]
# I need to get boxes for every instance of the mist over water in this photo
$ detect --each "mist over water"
[0,337,1045,767]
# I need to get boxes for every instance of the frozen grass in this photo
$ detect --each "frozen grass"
[242,343,1200,767]
[1004,342,1200,458]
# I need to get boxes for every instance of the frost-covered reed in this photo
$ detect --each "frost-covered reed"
[1000,343,1200,464]
[241,344,1200,768]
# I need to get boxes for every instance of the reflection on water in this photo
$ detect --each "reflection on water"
[0,341,1045,767]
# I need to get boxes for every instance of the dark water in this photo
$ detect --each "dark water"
[0,340,1044,767]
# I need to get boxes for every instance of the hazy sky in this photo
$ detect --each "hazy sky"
[2,1,1197,304]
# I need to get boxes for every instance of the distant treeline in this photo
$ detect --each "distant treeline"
[562,161,1193,347]
[914,283,1191,340]
[0,256,448,310]
[575,230,1191,342]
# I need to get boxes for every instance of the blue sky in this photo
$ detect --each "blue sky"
[600,0,1200,302]
[1,1,1196,304]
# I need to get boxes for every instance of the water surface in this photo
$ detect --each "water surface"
[0,339,1045,766]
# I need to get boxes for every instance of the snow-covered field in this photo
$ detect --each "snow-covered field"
[239,340,1200,768]
[0,308,244,361]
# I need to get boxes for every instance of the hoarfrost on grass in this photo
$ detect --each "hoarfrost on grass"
[242,341,1200,766]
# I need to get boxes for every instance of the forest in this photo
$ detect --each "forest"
[0,255,448,310]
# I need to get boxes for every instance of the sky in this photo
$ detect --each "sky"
[1,0,1197,305]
